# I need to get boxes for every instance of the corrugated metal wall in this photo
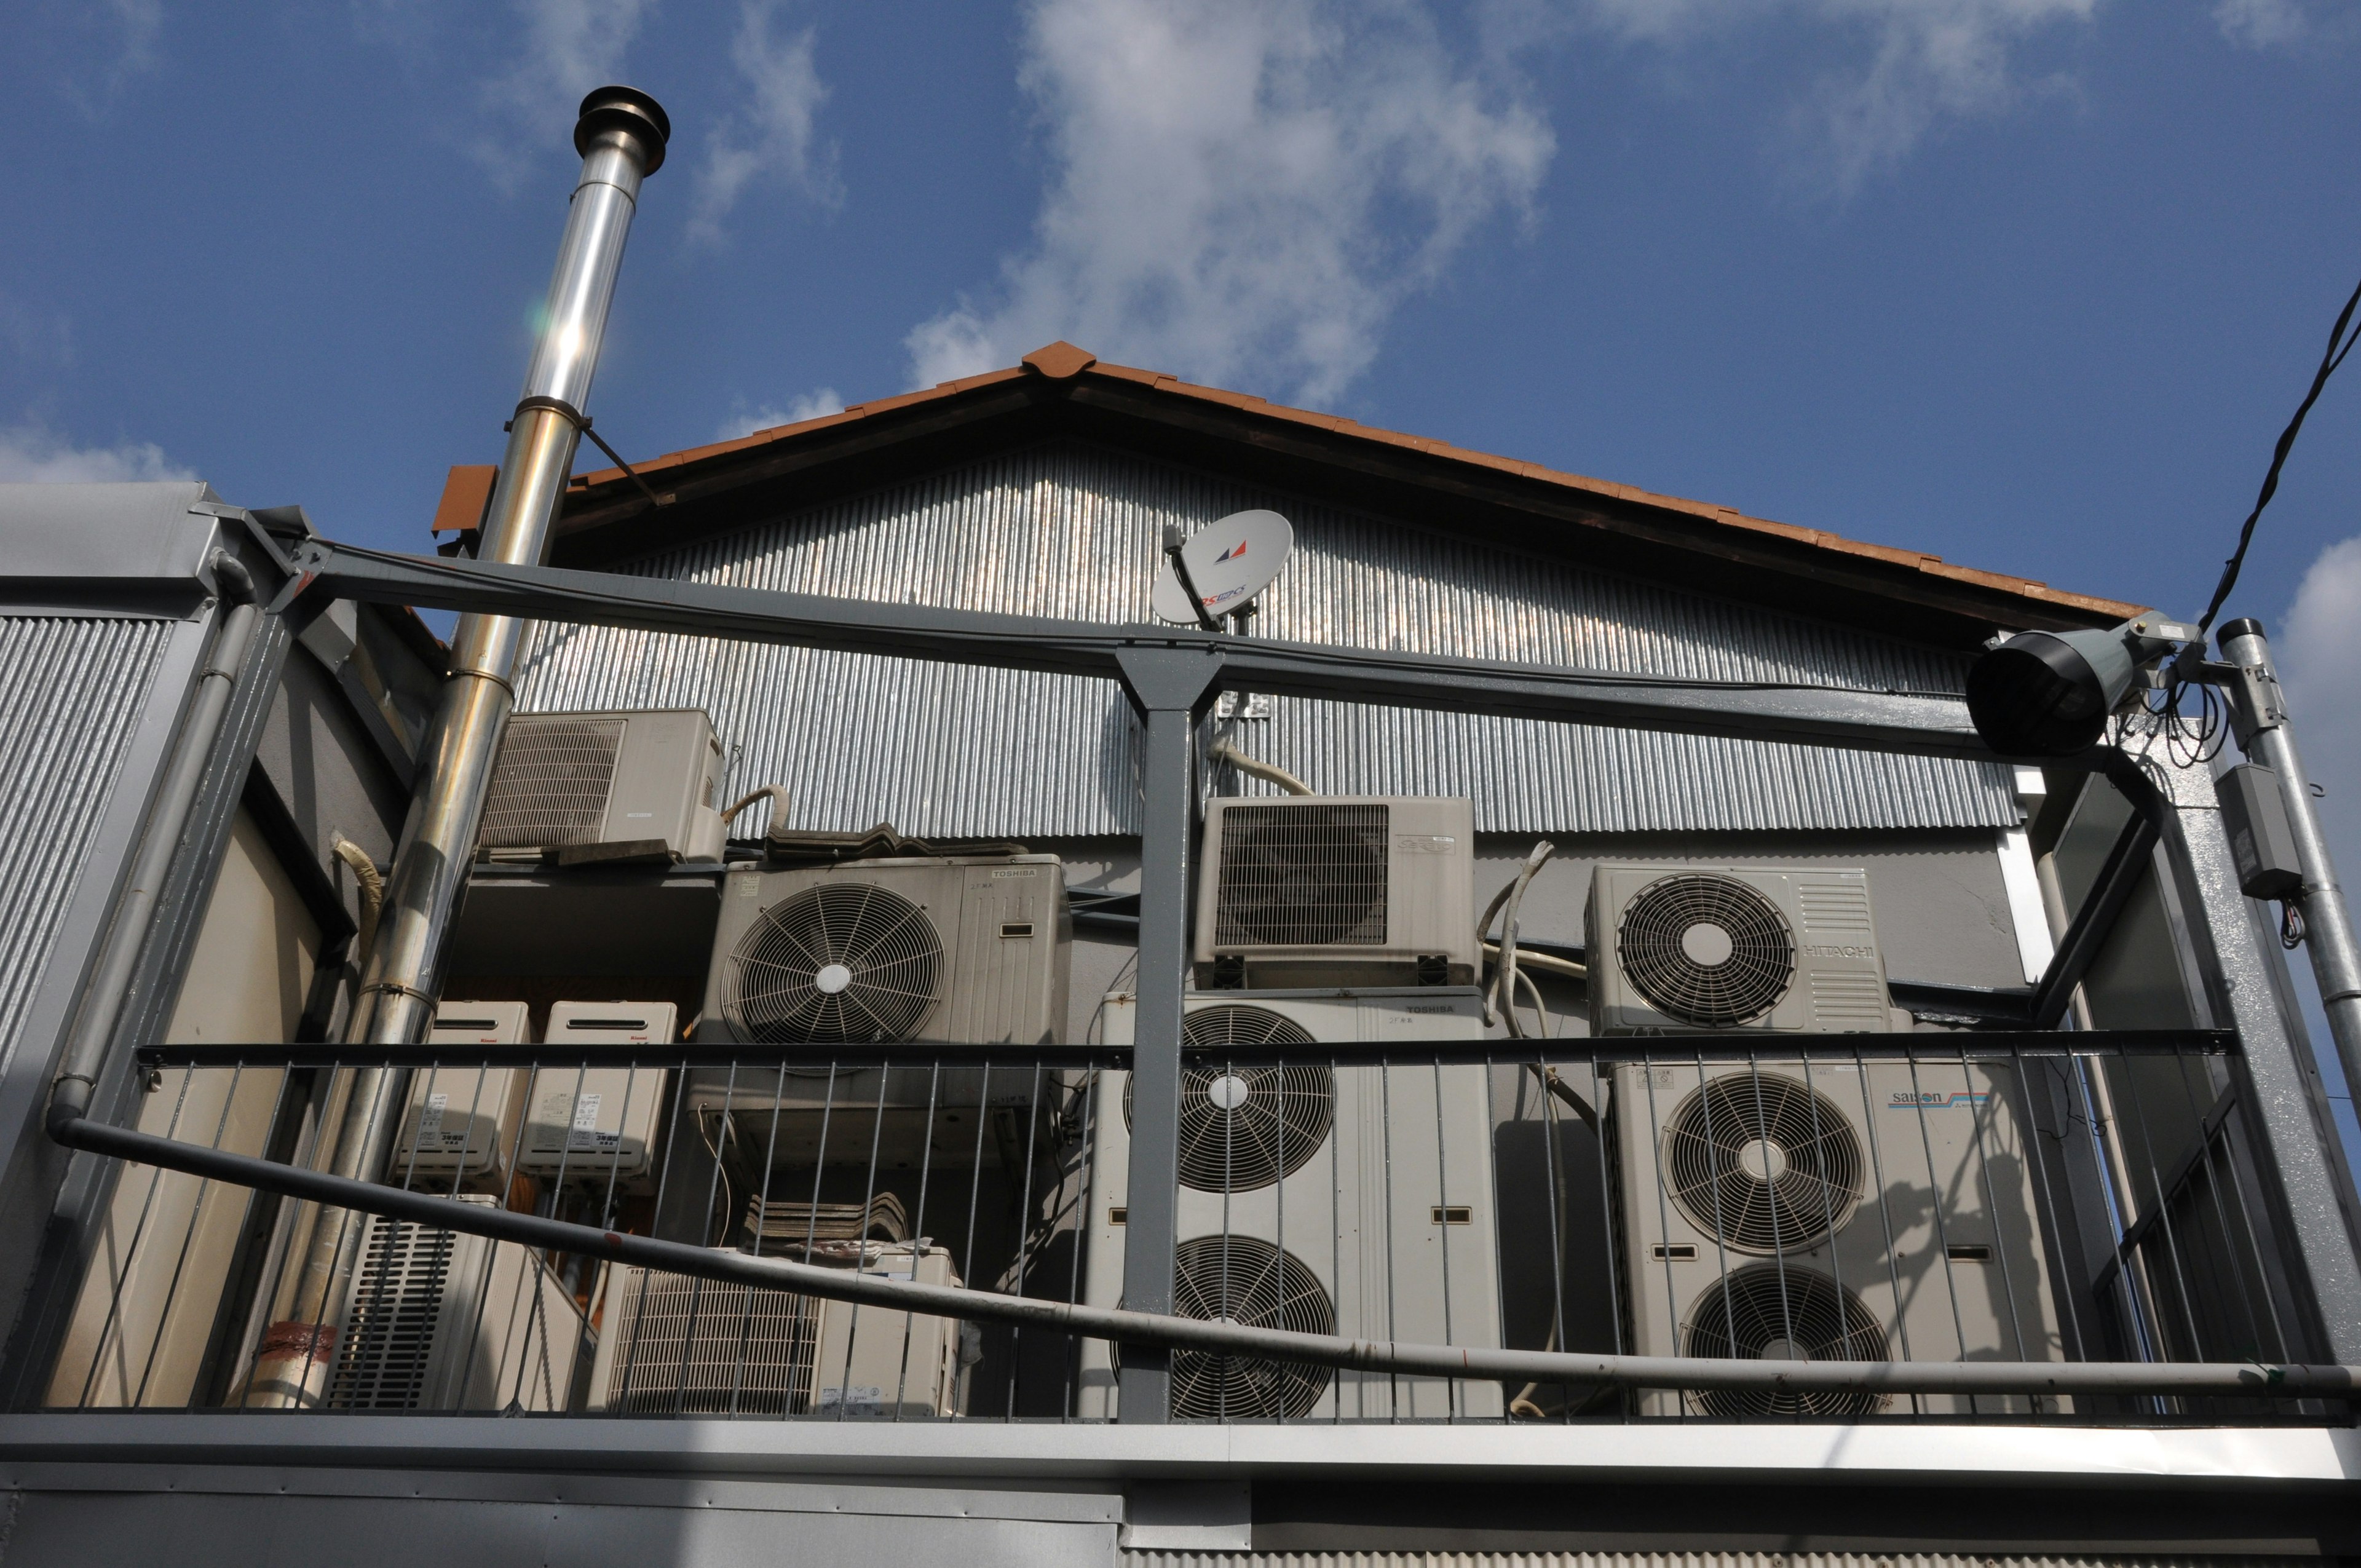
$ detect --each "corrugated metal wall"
[0,614,176,1070]
[515,444,2017,837]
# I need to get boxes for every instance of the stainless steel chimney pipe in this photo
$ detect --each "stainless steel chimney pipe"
[348,85,668,1046]
[231,90,670,1408]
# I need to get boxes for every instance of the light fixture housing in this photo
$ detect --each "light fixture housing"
[1965,617,2188,758]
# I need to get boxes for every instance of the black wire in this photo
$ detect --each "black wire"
[2281,899,2307,951]
[2199,268,2361,633]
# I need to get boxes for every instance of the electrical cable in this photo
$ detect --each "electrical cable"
[2197,267,2361,633]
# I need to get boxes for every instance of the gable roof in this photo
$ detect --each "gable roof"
[517,341,2139,651]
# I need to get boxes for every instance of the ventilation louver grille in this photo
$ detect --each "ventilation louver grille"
[1616,873,1796,1026]
[1663,1073,1862,1251]
[1680,1264,1888,1417]
[1123,1007,1334,1192]
[479,716,625,850]
[1168,1236,1335,1420]
[326,1216,455,1410]
[1212,803,1389,948]
[725,882,944,1042]
[602,1269,818,1415]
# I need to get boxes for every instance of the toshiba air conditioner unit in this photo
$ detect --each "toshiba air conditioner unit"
[1587,866,1905,1035]
[1193,796,1478,989]
[480,708,726,863]
[590,1245,967,1417]
[1611,1058,2065,1417]
[1077,989,1501,1420]
[323,1196,585,1412]
[389,1001,532,1192]
[687,856,1071,1166]
[517,1000,675,1185]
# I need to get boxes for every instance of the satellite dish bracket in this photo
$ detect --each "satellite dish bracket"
[1161,528,1225,633]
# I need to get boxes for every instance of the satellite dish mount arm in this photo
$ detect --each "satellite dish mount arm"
[1161,525,1225,634]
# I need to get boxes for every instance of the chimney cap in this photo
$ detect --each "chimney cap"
[575,85,671,175]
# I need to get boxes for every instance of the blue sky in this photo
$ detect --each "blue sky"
[6,1,2360,1095]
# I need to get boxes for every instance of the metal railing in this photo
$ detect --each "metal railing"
[39,1031,2348,1424]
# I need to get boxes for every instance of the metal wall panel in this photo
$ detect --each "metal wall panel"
[516,445,2016,837]
[0,615,176,1070]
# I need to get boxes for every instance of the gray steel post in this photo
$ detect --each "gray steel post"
[2217,619,2361,1115]
[1113,649,1225,1423]
[2138,735,2361,1361]
[346,87,668,1048]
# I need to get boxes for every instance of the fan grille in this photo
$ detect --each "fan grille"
[1125,1007,1334,1192]
[326,1216,454,1410]
[1663,1072,1862,1251]
[480,716,623,849]
[724,882,943,1043]
[1169,1236,1335,1420]
[601,1267,818,1415]
[1617,874,1795,1026]
[1212,803,1389,948]
[1680,1264,1889,1417]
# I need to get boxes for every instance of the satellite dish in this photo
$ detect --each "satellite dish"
[1152,510,1293,625]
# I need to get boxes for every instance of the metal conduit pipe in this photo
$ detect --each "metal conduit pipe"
[46,555,260,1128]
[348,84,668,1048]
[47,1109,2361,1402]
[2217,618,2361,1110]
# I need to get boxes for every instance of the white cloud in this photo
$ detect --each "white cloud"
[475,0,651,187]
[1564,0,2100,196]
[690,0,839,241]
[53,0,163,118]
[715,388,843,440]
[2213,0,2358,49]
[0,418,192,484]
[906,0,1554,407]
[2279,535,2361,909]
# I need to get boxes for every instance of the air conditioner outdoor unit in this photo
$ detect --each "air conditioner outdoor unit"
[480,708,726,863]
[1587,865,1904,1034]
[687,856,1071,1168]
[1077,989,1501,1420]
[389,1001,532,1192]
[323,1195,585,1411]
[1610,1058,2065,1417]
[589,1245,967,1417]
[1193,796,1478,989]
[517,1000,676,1184]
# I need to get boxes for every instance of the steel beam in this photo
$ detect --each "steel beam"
[285,541,2021,763]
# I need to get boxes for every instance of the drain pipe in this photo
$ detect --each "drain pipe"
[45,553,259,1131]
[240,90,668,1403]
[349,85,669,1046]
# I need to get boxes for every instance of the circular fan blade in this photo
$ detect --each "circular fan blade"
[1680,1264,1889,1418]
[1617,874,1796,1027]
[1662,1072,1863,1252]
[1160,1237,1335,1420]
[1123,1007,1335,1192]
[724,881,944,1043]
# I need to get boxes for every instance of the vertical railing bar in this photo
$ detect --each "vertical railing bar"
[730,1060,791,1421]
[1379,1057,1399,1423]
[303,1051,405,1414]
[1848,1041,1919,1418]
[1639,1054,1681,1421]
[2017,1053,2094,1366]
[1741,1056,1800,1425]
[2195,1060,2297,1363]
[1432,1053,1456,1423]
[2110,1045,2210,1412]
[121,1067,231,1407]
[1959,1050,2033,1395]
[669,1059,741,1418]
[1690,1050,1741,1423]
[1588,1050,1626,1424]
[99,1066,212,1409]
[961,1061,991,1416]
[896,1058,944,1423]
[1796,1044,1851,1425]
[1061,1064,1096,1421]
[2164,1040,2277,1364]
[796,1064,840,1417]
[839,1062,892,1424]
[1003,1059,1047,1421]
[234,1066,333,1411]
[1900,1053,1975,1417]
[1329,1048,1342,1426]
[205,1063,299,1412]
[619,1049,699,1415]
